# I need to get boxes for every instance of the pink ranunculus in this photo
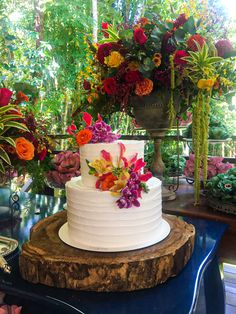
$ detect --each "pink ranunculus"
[134,28,147,45]
[0,88,13,106]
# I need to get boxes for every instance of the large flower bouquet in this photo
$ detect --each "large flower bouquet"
[1,87,54,192]
[82,12,235,203]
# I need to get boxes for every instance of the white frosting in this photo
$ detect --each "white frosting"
[65,176,166,251]
[80,140,144,188]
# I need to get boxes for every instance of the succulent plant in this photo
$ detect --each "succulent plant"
[45,151,80,188]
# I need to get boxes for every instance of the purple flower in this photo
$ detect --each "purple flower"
[87,120,121,144]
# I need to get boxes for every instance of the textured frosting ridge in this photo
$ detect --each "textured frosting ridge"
[66,176,164,250]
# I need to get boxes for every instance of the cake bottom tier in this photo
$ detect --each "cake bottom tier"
[64,177,170,252]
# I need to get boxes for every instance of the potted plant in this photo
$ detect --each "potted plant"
[81,13,235,203]
[205,168,236,215]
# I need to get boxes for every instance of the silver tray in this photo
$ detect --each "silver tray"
[0,236,18,257]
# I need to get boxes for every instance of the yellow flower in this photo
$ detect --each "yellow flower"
[197,79,215,91]
[152,53,162,67]
[110,172,130,195]
[89,159,112,174]
[104,51,124,68]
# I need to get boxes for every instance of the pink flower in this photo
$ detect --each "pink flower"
[215,39,233,57]
[0,305,22,314]
[174,50,188,65]
[0,88,13,106]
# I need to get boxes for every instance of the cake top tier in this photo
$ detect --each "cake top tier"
[80,140,144,188]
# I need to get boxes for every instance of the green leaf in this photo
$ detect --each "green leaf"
[206,57,223,64]
[0,105,17,115]
[0,160,5,174]
[3,121,29,132]
[0,136,15,147]
[182,16,196,35]
[0,115,23,123]
[174,28,186,43]
[0,146,11,165]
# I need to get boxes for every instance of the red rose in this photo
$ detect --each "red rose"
[125,71,142,84]
[102,22,110,38]
[97,43,113,64]
[103,77,118,95]
[187,34,206,51]
[37,148,47,161]
[0,88,13,107]
[174,50,188,65]
[134,28,147,45]
[83,79,91,90]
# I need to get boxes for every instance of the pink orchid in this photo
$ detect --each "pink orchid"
[67,122,77,136]
[0,305,22,314]
[101,150,112,162]
[82,112,92,126]
[139,171,152,182]
[133,158,146,172]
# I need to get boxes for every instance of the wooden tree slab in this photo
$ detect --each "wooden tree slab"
[19,211,195,292]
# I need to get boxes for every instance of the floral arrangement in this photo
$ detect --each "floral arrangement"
[184,154,233,180]
[206,168,236,204]
[67,112,121,145]
[0,87,54,192]
[86,143,152,208]
[82,12,235,203]
[45,151,80,188]
[0,87,29,174]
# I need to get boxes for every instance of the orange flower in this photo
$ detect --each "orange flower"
[87,92,99,104]
[15,91,29,104]
[135,78,153,96]
[76,129,93,145]
[101,173,117,191]
[15,137,35,161]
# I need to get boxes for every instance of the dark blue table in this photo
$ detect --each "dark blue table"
[0,189,228,314]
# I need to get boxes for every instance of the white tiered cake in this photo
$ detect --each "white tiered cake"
[59,140,170,252]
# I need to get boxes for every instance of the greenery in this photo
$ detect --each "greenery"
[0,0,235,195]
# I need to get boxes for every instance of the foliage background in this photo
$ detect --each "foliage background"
[0,0,235,145]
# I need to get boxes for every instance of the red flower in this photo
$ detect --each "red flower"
[174,50,188,65]
[83,79,91,90]
[125,70,142,84]
[37,148,47,161]
[97,43,113,64]
[103,77,118,95]
[0,88,13,107]
[102,22,110,38]
[187,34,206,51]
[134,28,147,45]
[173,13,188,29]
[215,39,233,57]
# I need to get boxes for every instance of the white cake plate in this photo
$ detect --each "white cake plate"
[58,219,171,253]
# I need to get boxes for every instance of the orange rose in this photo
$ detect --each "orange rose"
[76,129,93,145]
[15,137,35,161]
[101,173,117,191]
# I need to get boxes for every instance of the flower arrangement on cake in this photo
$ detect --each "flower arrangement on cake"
[45,151,81,189]
[86,143,152,209]
[68,112,152,209]
[81,12,235,204]
[184,154,233,180]
[67,111,121,145]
